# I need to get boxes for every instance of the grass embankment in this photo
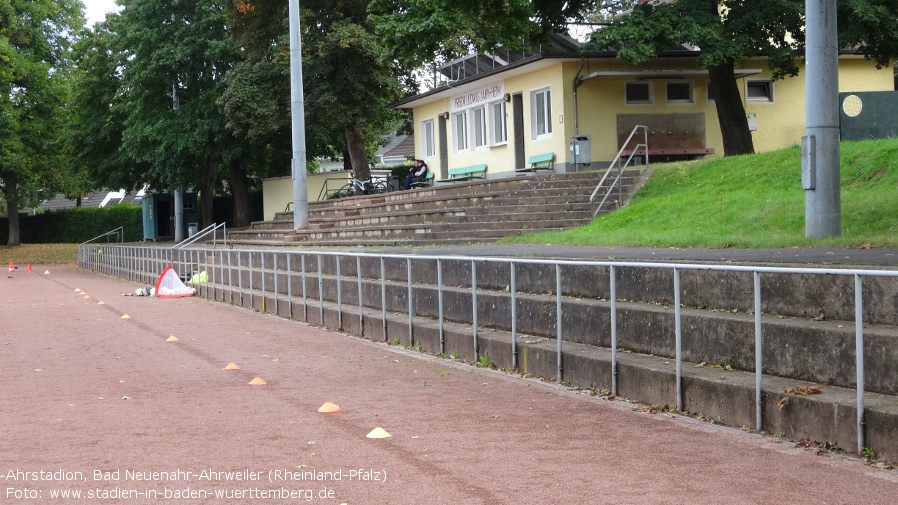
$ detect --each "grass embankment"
[507,138,898,248]
[1,243,78,265]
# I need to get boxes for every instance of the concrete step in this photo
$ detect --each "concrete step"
[232,169,649,247]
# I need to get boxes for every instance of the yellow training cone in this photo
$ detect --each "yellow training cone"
[318,402,341,414]
[121,314,131,319]
[44,270,50,275]
[366,427,391,439]
[249,377,267,385]
[166,335,179,342]
[223,362,240,370]
[75,288,81,292]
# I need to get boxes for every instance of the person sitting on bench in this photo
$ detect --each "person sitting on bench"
[402,159,429,190]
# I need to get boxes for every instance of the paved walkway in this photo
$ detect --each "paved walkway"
[373,244,898,268]
[2,266,897,504]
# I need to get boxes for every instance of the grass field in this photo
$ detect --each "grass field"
[1,243,78,265]
[506,138,898,248]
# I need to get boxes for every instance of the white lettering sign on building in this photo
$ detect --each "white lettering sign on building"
[450,82,505,113]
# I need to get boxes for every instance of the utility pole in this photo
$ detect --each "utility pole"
[289,0,309,229]
[173,80,185,242]
[803,0,840,238]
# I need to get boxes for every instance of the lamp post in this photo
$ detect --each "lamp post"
[803,0,840,238]
[289,0,308,229]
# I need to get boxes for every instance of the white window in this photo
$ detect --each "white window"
[491,101,507,145]
[421,119,435,158]
[625,81,653,105]
[531,87,552,139]
[453,111,468,152]
[666,81,693,104]
[747,80,773,102]
[472,106,487,149]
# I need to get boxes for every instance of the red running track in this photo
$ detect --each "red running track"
[1,266,896,504]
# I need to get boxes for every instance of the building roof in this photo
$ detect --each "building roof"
[378,134,415,160]
[36,187,146,213]
[391,34,705,109]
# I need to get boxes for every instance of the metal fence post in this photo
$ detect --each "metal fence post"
[472,260,478,361]
[261,252,266,312]
[357,256,364,335]
[407,258,413,345]
[754,271,763,431]
[855,273,865,454]
[317,254,324,325]
[336,255,343,329]
[381,258,387,341]
[510,262,517,369]
[610,265,618,396]
[556,264,563,383]
[438,259,444,355]
[674,268,683,411]
[287,253,293,318]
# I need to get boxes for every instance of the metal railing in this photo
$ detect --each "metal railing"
[79,226,124,245]
[78,244,898,454]
[172,222,227,250]
[590,124,649,217]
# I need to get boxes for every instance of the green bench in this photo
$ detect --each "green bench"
[409,171,435,188]
[515,152,555,172]
[436,164,488,183]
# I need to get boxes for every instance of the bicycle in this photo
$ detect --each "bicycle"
[336,172,389,198]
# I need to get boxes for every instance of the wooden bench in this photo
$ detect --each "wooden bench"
[436,164,488,183]
[409,171,435,188]
[515,152,555,173]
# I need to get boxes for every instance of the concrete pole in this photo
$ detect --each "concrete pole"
[804,0,840,238]
[174,189,184,241]
[173,79,185,242]
[289,0,309,229]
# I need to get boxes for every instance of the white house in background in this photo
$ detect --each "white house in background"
[34,185,148,214]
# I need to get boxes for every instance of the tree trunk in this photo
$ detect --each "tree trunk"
[708,61,755,156]
[228,158,252,228]
[199,153,220,228]
[345,125,370,181]
[6,199,21,247]
[342,149,352,172]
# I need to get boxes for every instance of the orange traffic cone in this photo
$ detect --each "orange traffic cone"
[7,262,13,274]
[27,264,32,271]
[318,402,341,413]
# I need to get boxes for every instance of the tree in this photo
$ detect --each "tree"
[0,0,83,246]
[586,0,898,157]
[370,0,598,68]
[70,18,142,196]
[299,0,406,181]
[114,0,237,228]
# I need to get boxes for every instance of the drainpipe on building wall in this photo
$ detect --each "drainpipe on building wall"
[573,58,586,135]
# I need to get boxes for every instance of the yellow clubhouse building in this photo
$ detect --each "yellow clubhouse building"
[393,34,894,178]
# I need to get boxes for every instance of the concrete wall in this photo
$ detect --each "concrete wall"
[262,172,350,221]
[81,244,898,460]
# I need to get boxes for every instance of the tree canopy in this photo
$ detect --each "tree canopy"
[585,0,898,156]
[0,0,83,246]
[370,0,598,66]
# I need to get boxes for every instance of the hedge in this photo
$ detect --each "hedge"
[0,204,143,244]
